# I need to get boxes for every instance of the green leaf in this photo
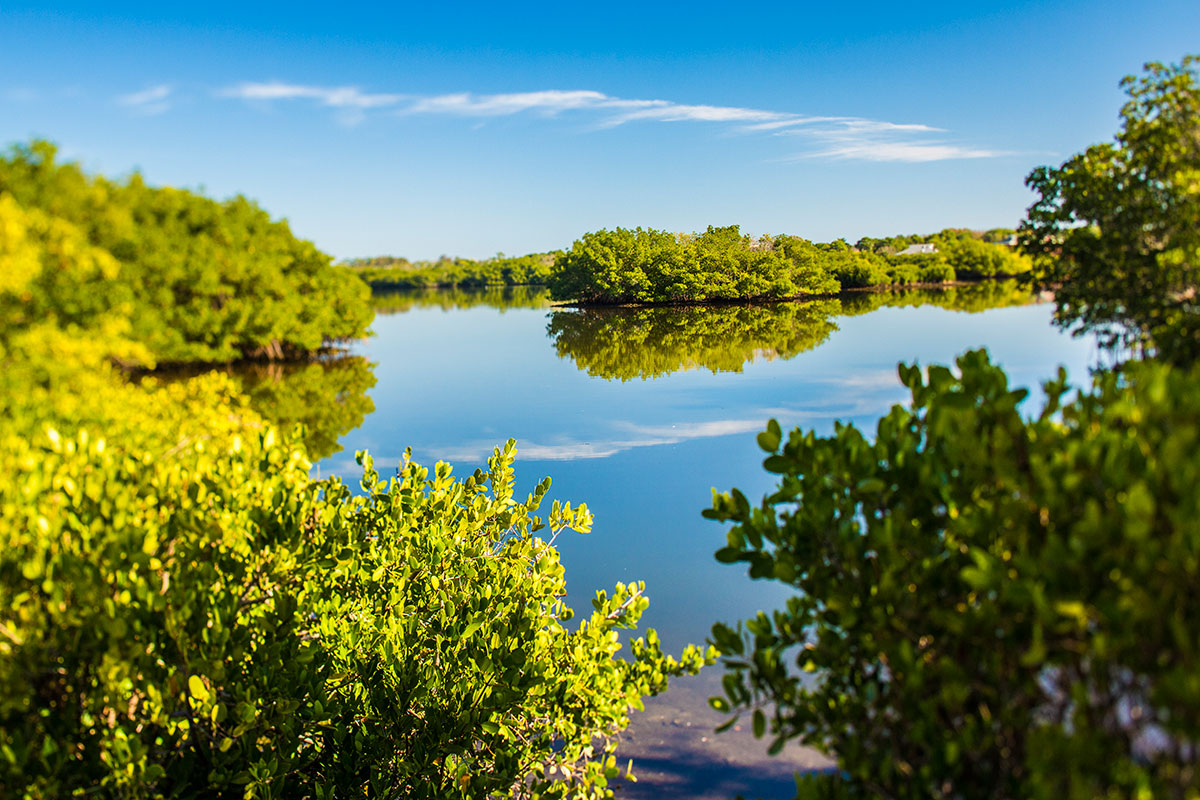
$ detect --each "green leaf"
[188,675,210,704]
[757,419,782,453]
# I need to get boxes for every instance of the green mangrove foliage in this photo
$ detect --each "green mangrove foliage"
[0,140,372,364]
[549,225,1029,304]
[1,396,708,798]
[348,252,556,291]
[1023,55,1200,365]
[372,286,552,315]
[707,351,1200,799]
[797,231,1031,289]
[548,225,840,304]
[1,158,708,798]
[547,301,840,381]
[704,59,1200,799]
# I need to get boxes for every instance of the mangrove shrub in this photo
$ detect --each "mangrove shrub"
[548,225,839,304]
[0,140,372,364]
[707,351,1200,798]
[0,153,706,798]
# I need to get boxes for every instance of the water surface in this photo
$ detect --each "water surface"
[241,285,1100,797]
[314,286,1095,655]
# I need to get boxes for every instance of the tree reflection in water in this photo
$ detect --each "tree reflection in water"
[372,285,552,314]
[548,301,842,381]
[164,356,377,460]
[549,281,1038,381]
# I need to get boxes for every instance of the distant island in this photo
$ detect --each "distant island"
[342,225,1030,304]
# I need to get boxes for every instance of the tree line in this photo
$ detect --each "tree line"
[345,252,556,291]
[343,228,1029,303]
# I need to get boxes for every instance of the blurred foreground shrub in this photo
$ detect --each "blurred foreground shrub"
[708,350,1199,798]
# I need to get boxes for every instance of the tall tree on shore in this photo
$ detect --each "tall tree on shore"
[1022,55,1200,364]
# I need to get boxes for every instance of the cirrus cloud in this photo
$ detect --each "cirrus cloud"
[212,80,1006,163]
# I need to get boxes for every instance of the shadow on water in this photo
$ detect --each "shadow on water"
[158,356,377,461]
[547,281,1040,381]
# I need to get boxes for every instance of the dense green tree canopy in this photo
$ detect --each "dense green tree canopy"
[348,227,1028,307]
[548,225,1028,304]
[0,140,372,364]
[1022,55,1200,364]
[548,225,840,304]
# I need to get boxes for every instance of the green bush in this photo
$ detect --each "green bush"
[918,261,956,283]
[548,225,839,304]
[938,237,1030,280]
[0,141,372,364]
[706,350,1200,798]
[0,385,709,798]
[822,253,890,289]
[0,151,707,798]
[884,261,921,285]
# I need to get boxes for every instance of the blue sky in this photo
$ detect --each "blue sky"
[2,1,1198,260]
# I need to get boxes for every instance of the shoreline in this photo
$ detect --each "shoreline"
[551,275,1031,310]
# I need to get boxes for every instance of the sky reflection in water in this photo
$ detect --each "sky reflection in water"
[314,286,1098,653]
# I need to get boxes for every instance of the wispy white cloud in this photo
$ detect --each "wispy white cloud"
[738,116,845,132]
[118,84,172,115]
[772,117,1003,163]
[218,81,409,125]
[795,135,1003,163]
[598,102,792,127]
[407,89,615,116]
[213,80,1003,162]
[220,81,406,109]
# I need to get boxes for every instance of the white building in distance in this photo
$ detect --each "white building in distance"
[896,243,938,256]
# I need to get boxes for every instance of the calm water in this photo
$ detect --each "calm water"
[234,284,1100,797]
[308,285,1097,655]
